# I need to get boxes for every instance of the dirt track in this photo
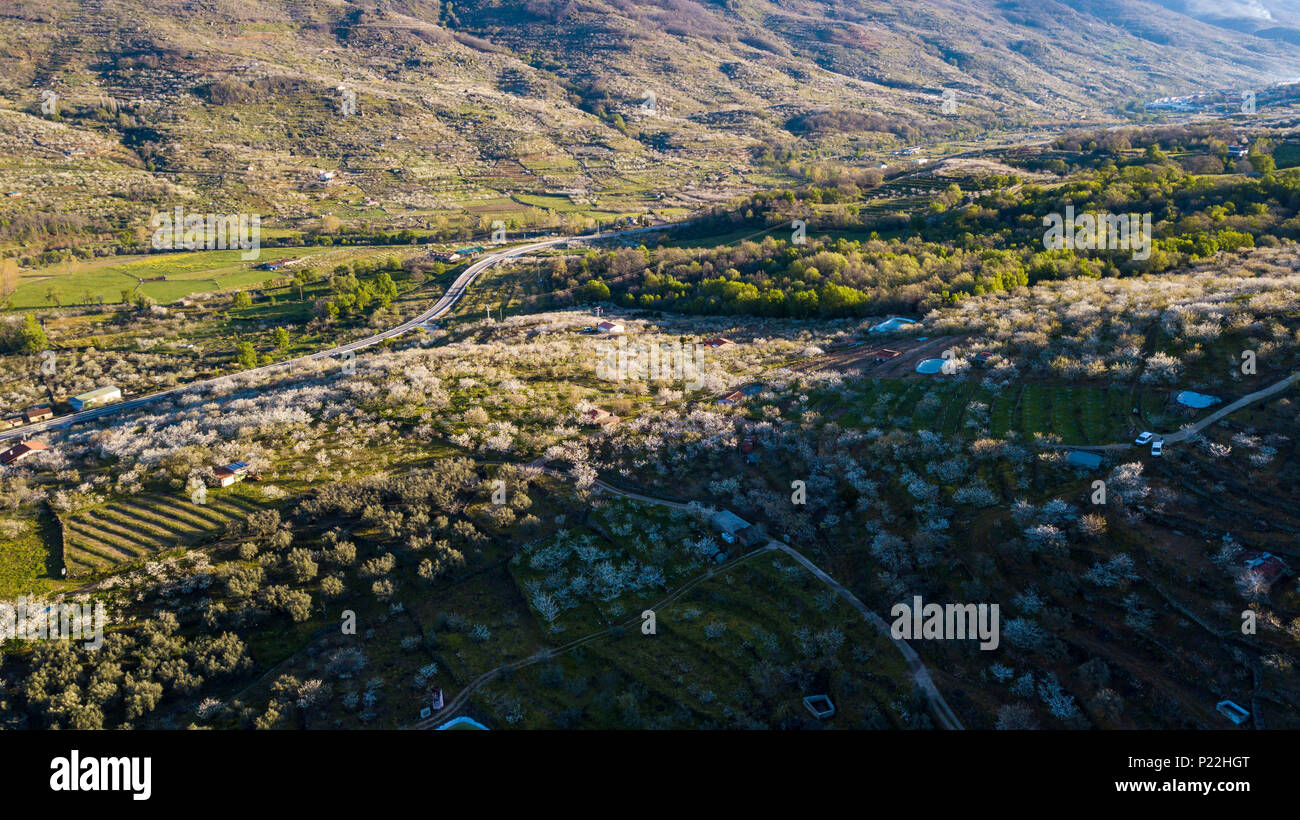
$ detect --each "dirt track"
[791,334,969,378]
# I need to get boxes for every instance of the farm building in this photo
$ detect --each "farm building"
[709,508,750,536]
[1238,553,1291,595]
[0,440,49,465]
[68,386,121,411]
[717,384,763,406]
[704,337,735,348]
[735,524,767,548]
[596,321,624,334]
[426,249,462,263]
[22,405,54,423]
[580,408,620,429]
[213,461,251,488]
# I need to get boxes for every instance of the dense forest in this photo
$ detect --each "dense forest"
[562,126,1300,318]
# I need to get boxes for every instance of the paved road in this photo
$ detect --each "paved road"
[0,226,668,444]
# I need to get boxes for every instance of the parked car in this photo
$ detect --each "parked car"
[1134,431,1154,445]
[1151,439,1164,457]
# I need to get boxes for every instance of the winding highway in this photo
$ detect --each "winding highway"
[0,225,668,444]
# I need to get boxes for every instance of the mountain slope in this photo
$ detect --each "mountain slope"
[0,0,1297,237]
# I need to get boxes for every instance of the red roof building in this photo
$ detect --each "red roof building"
[1239,553,1291,594]
[213,461,251,488]
[0,440,49,465]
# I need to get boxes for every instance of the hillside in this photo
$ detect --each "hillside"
[0,0,1298,250]
[1,0,1300,742]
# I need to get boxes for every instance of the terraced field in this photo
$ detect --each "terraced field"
[857,176,952,215]
[62,489,269,576]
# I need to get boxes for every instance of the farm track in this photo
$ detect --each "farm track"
[1052,371,1299,452]
[410,467,965,731]
[790,334,965,379]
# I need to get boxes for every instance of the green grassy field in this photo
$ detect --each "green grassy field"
[513,193,589,213]
[0,511,62,598]
[445,260,555,325]
[982,382,1143,442]
[821,377,1152,443]
[7,245,419,309]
